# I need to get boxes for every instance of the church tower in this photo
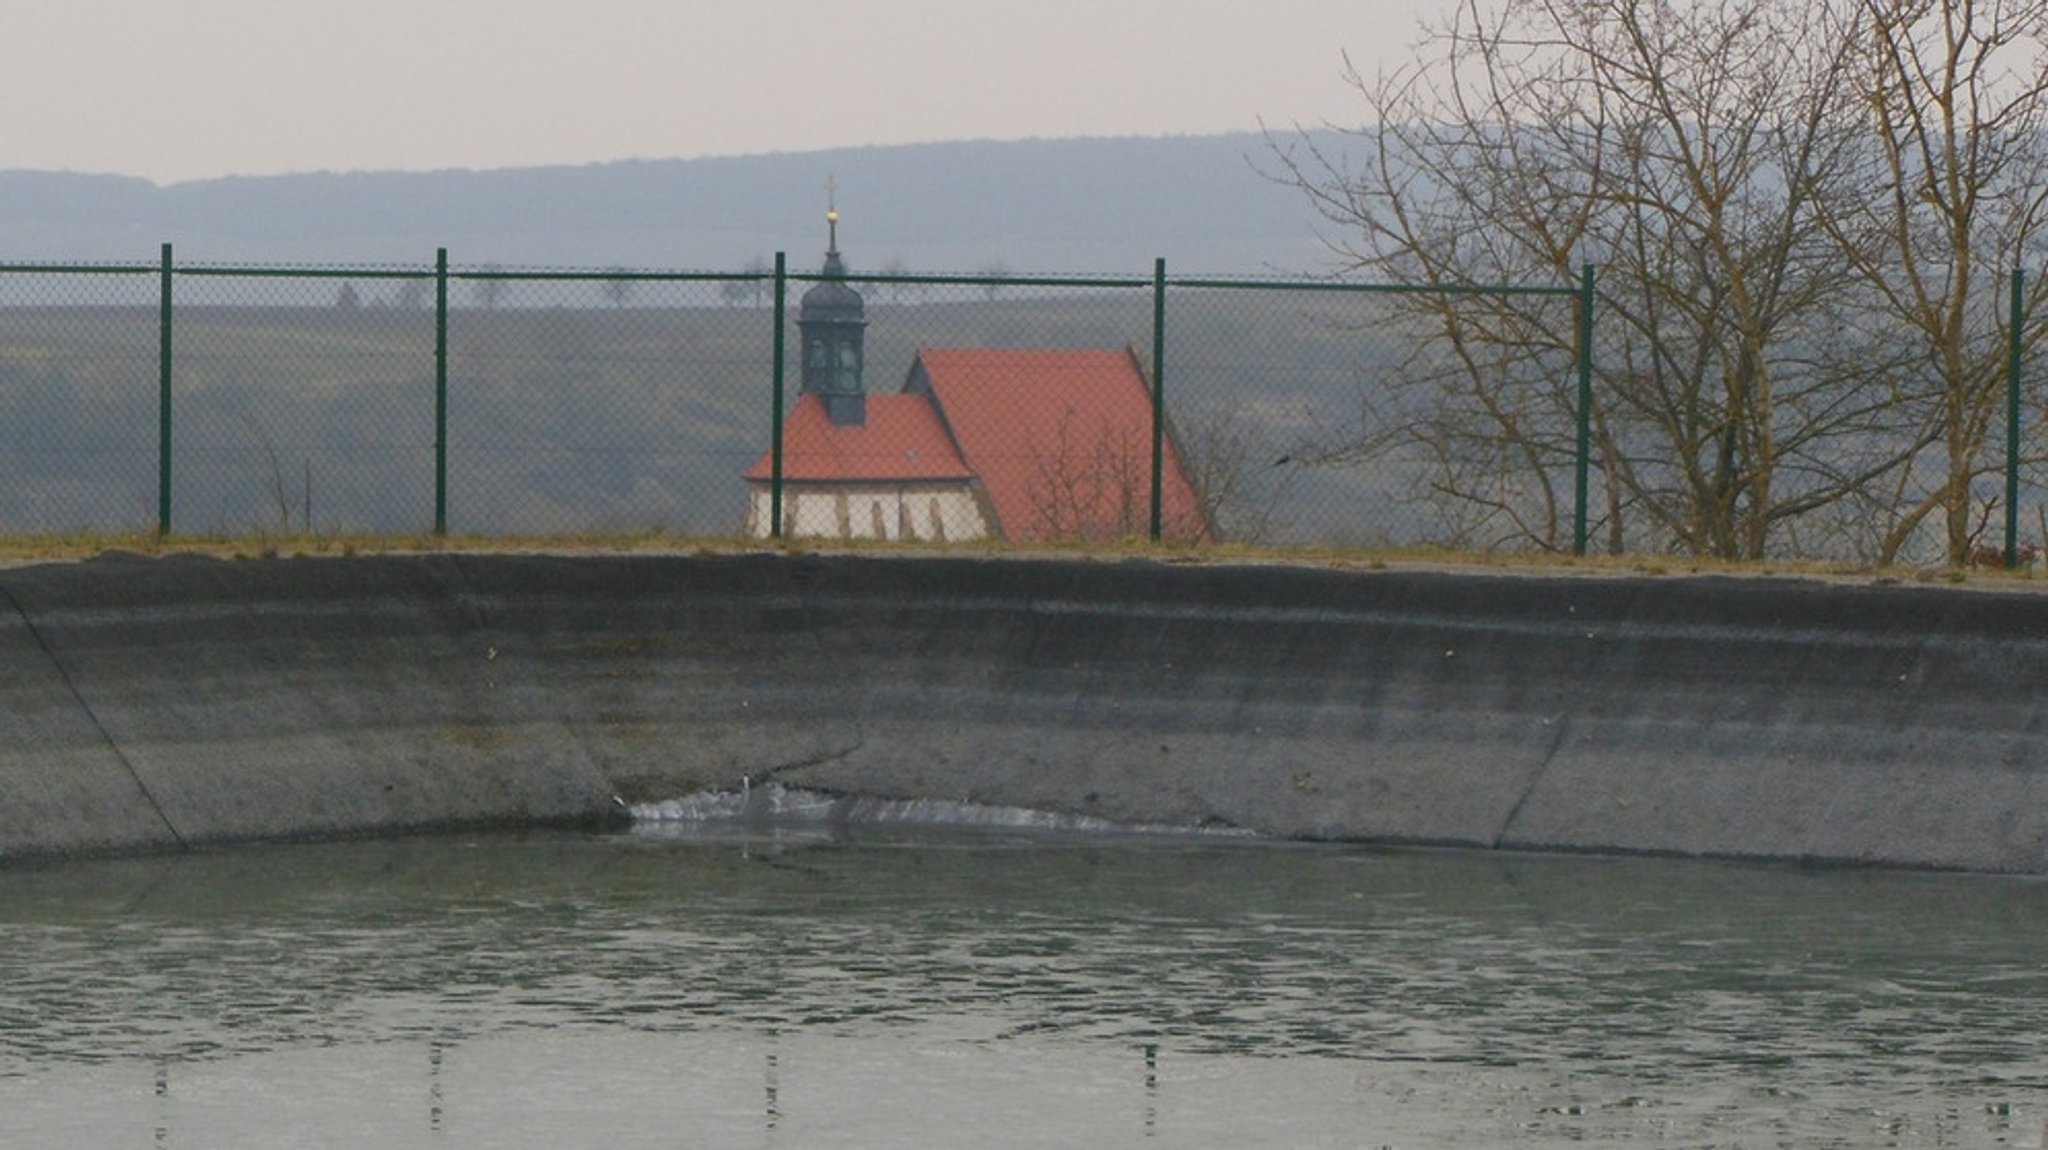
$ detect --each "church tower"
[797,187,867,425]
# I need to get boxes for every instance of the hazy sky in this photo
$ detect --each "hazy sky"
[6,0,1443,184]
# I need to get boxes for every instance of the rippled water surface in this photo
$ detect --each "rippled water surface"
[3,826,2046,1148]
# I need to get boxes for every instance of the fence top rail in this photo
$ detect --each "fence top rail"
[803,270,1154,290]
[791,271,1579,295]
[175,264,438,281]
[449,267,759,284]
[0,261,159,275]
[1168,275,1582,297]
[0,255,1579,297]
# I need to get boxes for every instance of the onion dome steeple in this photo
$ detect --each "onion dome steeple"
[799,179,867,425]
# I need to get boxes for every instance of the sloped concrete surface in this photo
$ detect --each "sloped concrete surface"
[2,552,2043,871]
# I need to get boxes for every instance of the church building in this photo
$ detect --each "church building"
[743,209,1210,544]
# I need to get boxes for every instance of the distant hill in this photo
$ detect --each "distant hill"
[0,133,1353,275]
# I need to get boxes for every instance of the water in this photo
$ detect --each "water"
[2,817,2045,1149]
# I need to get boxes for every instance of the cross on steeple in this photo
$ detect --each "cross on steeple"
[799,174,866,424]
[825,176,840,255]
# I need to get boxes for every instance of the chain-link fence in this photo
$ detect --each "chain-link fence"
[3,247,2042,566]
[173,267,438,536]
[1573,264,2048,569]
[444,267,769,536]
[2002,269,2048,570]
[0,263,160,534]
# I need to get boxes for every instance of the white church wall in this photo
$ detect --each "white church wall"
[746,485,989,542]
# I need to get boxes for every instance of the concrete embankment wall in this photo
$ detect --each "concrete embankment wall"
[2,551,2045,872]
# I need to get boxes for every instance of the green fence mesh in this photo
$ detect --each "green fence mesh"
[4,249,2042,566]
[171,268,437,536]
[443,270,769,536]
[0,266,160,534]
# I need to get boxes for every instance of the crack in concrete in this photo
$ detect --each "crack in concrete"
[748,738,867,789]
[1492,597,1618,849]
[1494,713,1574,849]
[750,559,871,792]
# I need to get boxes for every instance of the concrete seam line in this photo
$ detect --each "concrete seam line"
[0,578,190,851]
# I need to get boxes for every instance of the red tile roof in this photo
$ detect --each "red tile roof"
[743,393,974,483]
[744,348,1213,543]
[908,347,1210,543]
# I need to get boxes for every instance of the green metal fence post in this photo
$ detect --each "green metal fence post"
[2008,266,2024,569]
[435,248,449,536]
[157,242,174,538]
[1150,257,1166,542]
[1573,262,1596,556]
[770,252,788,539]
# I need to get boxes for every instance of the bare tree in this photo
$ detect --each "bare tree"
[1173,399,1304,545]
[1019,408,1211,544]
[878,256,913,303]
[744,255,773,308]
[472,267,507,311]
[241,414,313,534]
[600,269,635,308]
[976,259,1013,302]
[1815,0,2048,564]
[1270,0,1933,560]
[1021,410,1150,540]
